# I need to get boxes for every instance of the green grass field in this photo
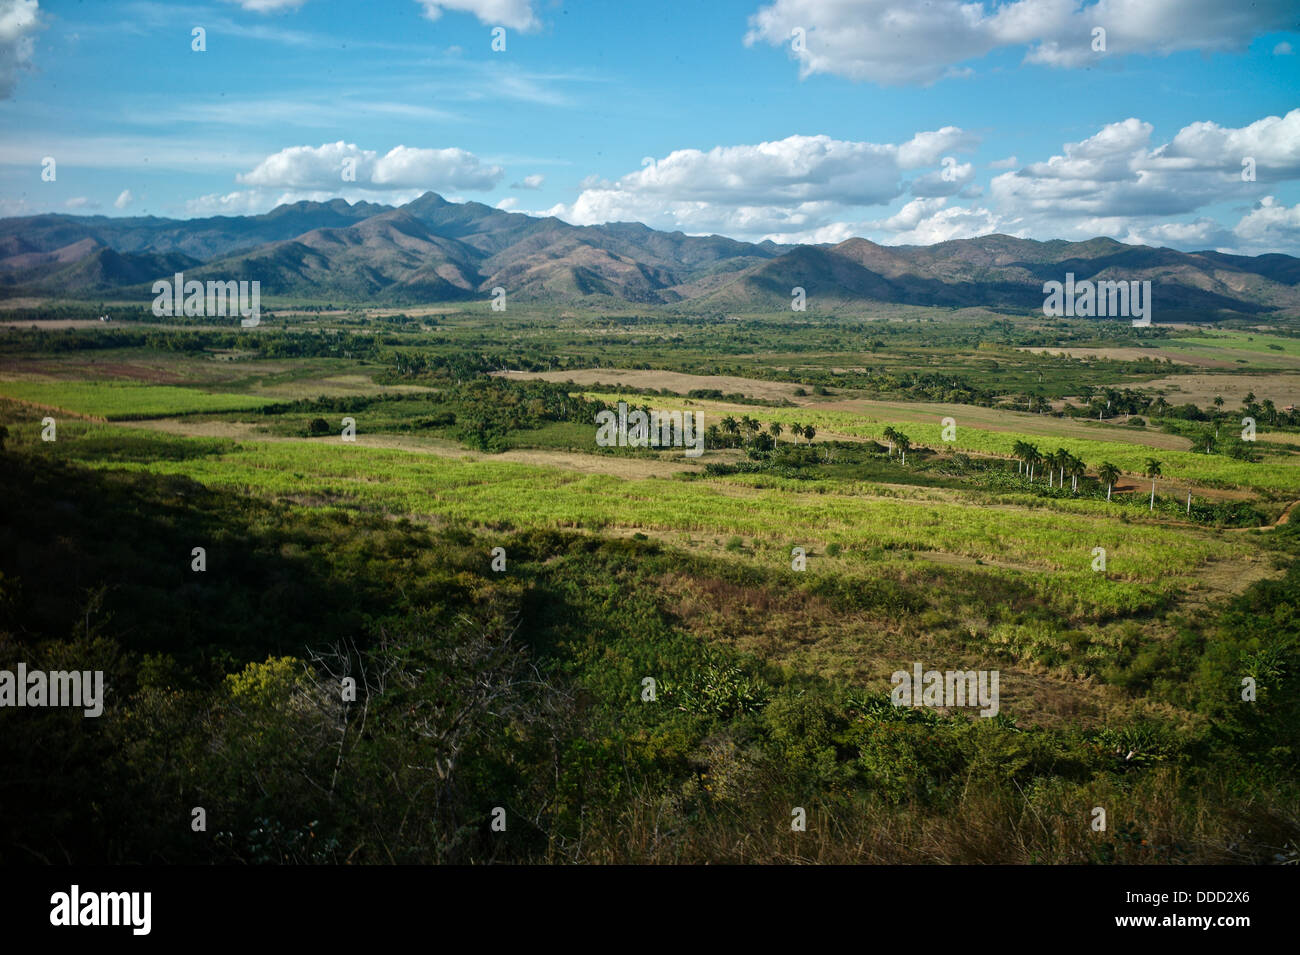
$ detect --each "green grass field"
[0,379,276,419]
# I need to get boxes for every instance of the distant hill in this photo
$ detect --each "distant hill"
[1,192,1296,316]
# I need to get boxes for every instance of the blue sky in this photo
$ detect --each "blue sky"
[1,0,1298,253]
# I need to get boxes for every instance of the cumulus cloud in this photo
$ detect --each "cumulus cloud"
[546,130,977,240]
[990,109,1300,234]
[236,141,504,191]
[511,173,545,189]
[910,159,975,198]
[537,109,1300,253]
[114,189,133,210]
[1230,196,1300,253]
[867,197,1004,244]
[415,0,539,31]
[744,0,1296,85]
[64,196,99,210]
[0,0,42,99]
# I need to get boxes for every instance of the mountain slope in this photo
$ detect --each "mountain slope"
[1,194,1296,315]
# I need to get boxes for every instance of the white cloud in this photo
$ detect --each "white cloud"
[220,0,309,12]
[1273,41,1293,55]
[989,156,1018,169]
[1229,196,1300,253]
[0,0,41,99]
[182,187,426,217]
[960,111,1300,253]
[114,189,134,210]
[416,0,539,31]
[910,159,975,197]
[546,130,977,240]
[64,196,99,210]
[236,141,504,191]
[866,197,1004,244]
[1157,110,1300,181]
[745,0,1296,86]
[495,197,518,210]
[537,109,1300,253]
[988,110,1300,234]
[511,173,545,189]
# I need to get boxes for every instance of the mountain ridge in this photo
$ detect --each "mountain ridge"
[1,192,1296,316]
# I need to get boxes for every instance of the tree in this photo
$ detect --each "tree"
[790,422,805,439]
[883,426,898,456]
[1068,454,1086,493]
[1050,448,1072,489]
[1044,448,1063,488]
[1098,462,1120,501]
[1011,440,1025,474]
[894,431,910,464]
[767,421,783,440]
[802,424,816,444]
[0,424,7,452]
[1144,458,1162,511]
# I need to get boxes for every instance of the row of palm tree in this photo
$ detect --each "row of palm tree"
[1010,442,1165,509]
[788,422,816,442]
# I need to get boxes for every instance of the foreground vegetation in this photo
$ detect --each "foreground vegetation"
[2,302,1297,864]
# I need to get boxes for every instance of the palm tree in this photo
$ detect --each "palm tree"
[1052,448,1071,489]
[1044,448,1061,488]
[1144,458,1162,511]
[790,422,805,440]
[1262,398,1277,426]
[1025,444,1041,482]
[721,415,739,436]
[1011,439,1030,475]
[883,426,898,456]
[768,421,783,440]
[1068,454,1086,493]
[803,424,816,444]
[896,432,911,464]
[1098,462,1120,501]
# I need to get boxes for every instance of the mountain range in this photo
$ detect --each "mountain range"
[2,192,1298,317]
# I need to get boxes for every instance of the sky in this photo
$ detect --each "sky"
[1,0,1298,254]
